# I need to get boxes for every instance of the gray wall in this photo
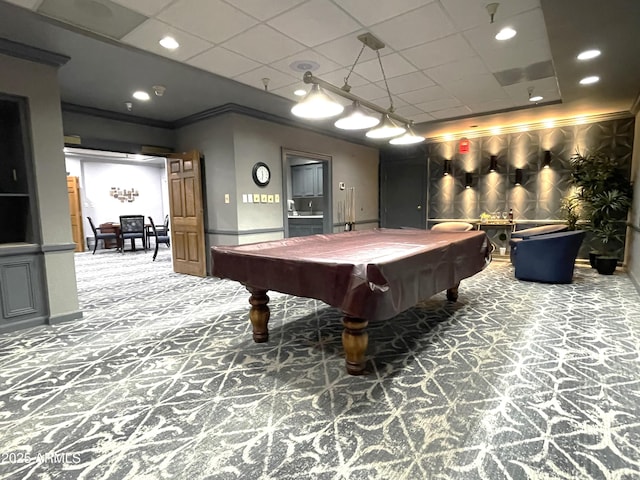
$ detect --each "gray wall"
[176,113,379,248]
[62,111,175,153]
[0,53,80,322]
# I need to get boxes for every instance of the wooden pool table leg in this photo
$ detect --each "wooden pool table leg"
[247,287,270,343]
[342,316,369,375]
[446,282,460,301]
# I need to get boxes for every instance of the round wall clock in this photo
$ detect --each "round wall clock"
[252,162,271,187]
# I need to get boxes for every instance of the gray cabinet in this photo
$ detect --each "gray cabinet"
[288,217,323,237]
[0,251,47,332]
[291,163,323,197]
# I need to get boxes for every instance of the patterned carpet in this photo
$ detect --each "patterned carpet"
[1,246,640,479]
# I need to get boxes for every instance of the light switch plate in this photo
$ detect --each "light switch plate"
[253,193,260,203]
[224,193,230,204]
[274,194,280,203]
[339,182,345,190]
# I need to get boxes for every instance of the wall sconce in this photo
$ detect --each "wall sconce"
[514,168,523,186]
[465,172,473,189]
[443,160,452,176]
[489,155,498,172]
[543,150,551,169]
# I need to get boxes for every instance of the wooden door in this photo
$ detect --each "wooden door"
[380,155,427,229]
[166,151,206,277]
[67,176,84,252]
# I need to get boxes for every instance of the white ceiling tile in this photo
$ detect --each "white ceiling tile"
[320,69,369,88]
[187,46,261,77]
[267,0,361,47]
[110,0,173,16]
[374,71,434,94]
[314,31,376,66]
[401,34,476,70]
[270,49,342,78]
[222,25,306,64]
[158,0,257,44]
[353,53,417,82]
[415,97,462,112]
[4,0,39,9]
[443,74,508,102]
[234,65,298,91]
[351,82,388,101]
[503,76,561,104]
[369,3,455,50]
[424,56,490,84]
[430,105,472,119]
[393,104,424,117]
[270,82,308,101]
[440,0,540,31]
[337,0,433,27]
[224,0,306,21]
[398,85,449,105]
[466,98,517,113]
[121,18,213,61]
[412,112,435,123]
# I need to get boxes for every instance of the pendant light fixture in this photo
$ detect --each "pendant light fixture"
[290,33,423,145]
[389,124,425,145]
[334,101,380,130]
[291,83,344,120]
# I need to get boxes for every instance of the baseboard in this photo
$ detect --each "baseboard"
[48,310,83,325]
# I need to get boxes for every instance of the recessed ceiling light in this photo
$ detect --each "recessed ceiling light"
[529,95,543,102]
[294,89,307,96]
[577,49,600,60]
[133,91,150,101]
[579,76,600,85]
[495,27,516,40]
[159,36,179,50]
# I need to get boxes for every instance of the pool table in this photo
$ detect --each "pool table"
[211,228,491,375]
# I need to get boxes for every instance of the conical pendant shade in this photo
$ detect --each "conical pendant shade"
[389,125,425,145]
[334,101,380,130]
[365,114,406,139]
[291,84,344,119]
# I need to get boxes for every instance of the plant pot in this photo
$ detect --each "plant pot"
[589,251,600,268]
[595,256,618,275]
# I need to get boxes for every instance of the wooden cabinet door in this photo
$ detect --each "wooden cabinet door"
[67,176,84,252]
[166,151,206,277]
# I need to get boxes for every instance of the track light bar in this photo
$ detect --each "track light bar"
[300,71,413,128]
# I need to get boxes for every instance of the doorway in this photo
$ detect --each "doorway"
[282,149,332,237]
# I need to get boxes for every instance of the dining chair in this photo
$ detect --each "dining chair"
[87,216,118,254]
[118,215,146,252]
[148,216,170,261]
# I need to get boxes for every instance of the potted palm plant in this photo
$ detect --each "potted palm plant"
[569,151,632,274]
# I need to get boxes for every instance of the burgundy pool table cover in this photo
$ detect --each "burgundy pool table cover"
[211,228,491,321]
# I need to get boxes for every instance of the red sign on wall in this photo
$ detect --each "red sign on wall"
[459,138,470,154]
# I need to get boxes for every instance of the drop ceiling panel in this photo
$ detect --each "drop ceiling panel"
[424,56,490,84]
[369,3,456,50]
[351,82,388,101]
[233,65,298,91]
[440,0,540,32]
[320,69,369,88]
[353,53,416,82]
[221,25,305,64]
[398,85,450,105]
[271,50,342,78]
[267,0,361,47]
[375,71,434,94]
[38,0,147,39]
[415,97,462,113]
[110,0,173,16]
[224,0,307,21]
[443,74,509,103]
[393,104,424,117]
[314,31,376,66]
[122,19,213,61]
[430,105,473,119]
[401,34,476,70]
[466,98,517,114]
[336,0,433,27]
[187,46,261,78]
[158,0,257,44]
[412,112,435,123]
